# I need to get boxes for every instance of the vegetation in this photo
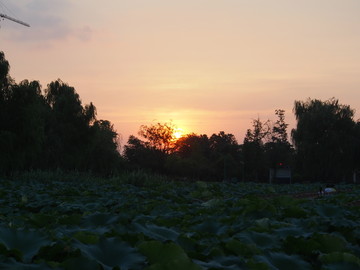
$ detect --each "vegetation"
[2,50,360,182]
[292,99,357,182]
[1,50,360,269]
[0,52,122,176]
[0,177,359,269]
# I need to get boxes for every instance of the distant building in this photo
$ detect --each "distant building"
[269,163,291,184]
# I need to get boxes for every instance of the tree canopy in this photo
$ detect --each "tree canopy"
[0,52,121,176]
[1,50,360,183]
[292,98,357,181]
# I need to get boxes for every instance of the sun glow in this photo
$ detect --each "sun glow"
[173,128,185,140]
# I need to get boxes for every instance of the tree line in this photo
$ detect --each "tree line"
[0,52,121,175]
[1,51,359,182]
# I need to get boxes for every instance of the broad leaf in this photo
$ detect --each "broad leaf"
[254,252,312,270]
[138,240,201,270]
[0,227,51,263]
[74,237,146,270]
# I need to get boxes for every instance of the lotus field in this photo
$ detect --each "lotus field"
[0,176,360,270]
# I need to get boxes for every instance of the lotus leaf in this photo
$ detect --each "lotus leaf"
[74,237,146,270]
[132,223,179,242]
[0,227,51,263]
[138,240,201,270]
[254,252,312,270]
[0,259,54,270]
[320,252,360,266]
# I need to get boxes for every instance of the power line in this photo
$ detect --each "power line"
[0,1,30,28]
[0,0,17,18]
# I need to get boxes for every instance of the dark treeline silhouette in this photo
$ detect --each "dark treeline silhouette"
[1,51,360,182]
[0,51,121,176]
[123,102,360,183]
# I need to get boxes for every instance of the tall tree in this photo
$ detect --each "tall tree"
[167,133,214,179]
[43,80,89,169]
[124,135,166,172]
[243,118,270,181]
[43,79,121,173]
[265,109,294,182]
[209,131,240,180]
[0,77,47,172]
[86,120,121,175]
[124,122,178,172]
[271,109,289,144]
[0,51,11,90]
[291,98,356,182]
[138,122,177,154]
[0,52,122,176]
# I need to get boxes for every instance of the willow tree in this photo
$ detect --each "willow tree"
[291,98,356,182]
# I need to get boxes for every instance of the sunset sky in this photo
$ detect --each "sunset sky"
[1,0,360,145]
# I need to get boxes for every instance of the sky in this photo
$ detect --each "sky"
[1,0,360,146]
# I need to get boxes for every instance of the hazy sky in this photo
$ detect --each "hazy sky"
[1,0,360,145]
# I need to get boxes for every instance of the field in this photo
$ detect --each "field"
[0,173,360,270]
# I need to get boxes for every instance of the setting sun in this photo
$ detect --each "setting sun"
[173,129,185,140]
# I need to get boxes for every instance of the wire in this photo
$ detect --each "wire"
[0,0,18,18]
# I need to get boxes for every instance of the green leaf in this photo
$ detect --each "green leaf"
[321,262,360,270]
[315,205,344,219]
[61,257,102,270]
[254,252,312,270]
[195,256,245,270]
[191,220,228,236]
[201,198,221,208]
[72,231,99,244]
[35,242,81,263]
[313,234,347,253]
[58,214,82,225]
[246,259,271,270]
[320,252,360,266]
[74,237,146,270]
[282,206,308,219]
[225,239,261,257]
[27,213,56,228]
[0,258,53,269]
[235,231,280,251]
[138,240,201,270]
[132,223,179,242]
[0,227,51,263]
[82,212,119,227]
[273,226,312,239]
[283,236,320,256]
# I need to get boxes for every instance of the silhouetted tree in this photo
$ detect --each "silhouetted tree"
[138,122,177,154]
[243,118,270,181]
[271,109,289,144]
[0,51,122,176]
[0,75,47,173]
[86,120,121,175]
[292,98,356,182]
[264,109,294,182]
[0,51,12,173]
[43,80,91,169]
[209,131,240,180]
[0,51,12,90]
[123,122,180,172]
[124,135,165,172]
[167,133,214,179]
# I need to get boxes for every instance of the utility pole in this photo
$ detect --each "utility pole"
[0,13,30,27]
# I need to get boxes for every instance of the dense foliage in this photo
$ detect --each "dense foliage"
[292,99,357,182]
[2,50,360,182]
[0,52,121,176]
[0,177,359,269]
